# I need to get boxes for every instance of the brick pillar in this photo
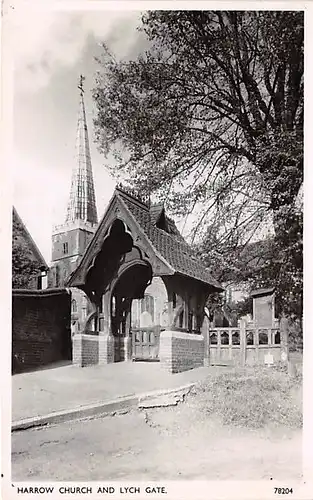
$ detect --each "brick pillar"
[98,333,114,364]
[159,330,204,374]
[72,333,83,366]
[159,331,173,372]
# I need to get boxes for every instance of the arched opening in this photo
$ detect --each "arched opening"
[274,331,281,344]
[232,331,240,345]
[77,218,153,344]
[210,332,218,345]
[140,295,154,326]
[246,331,254,346]
[70,288,94,336]
[221,331,229,345]
[110,260,153,362]
[259,330,269,345]
[131,276,168,361]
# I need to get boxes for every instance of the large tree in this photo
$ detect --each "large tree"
[93,10,303,318]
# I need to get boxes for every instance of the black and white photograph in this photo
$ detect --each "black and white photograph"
[1,1,310,498]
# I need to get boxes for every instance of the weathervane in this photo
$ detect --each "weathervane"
[78,74,85,95]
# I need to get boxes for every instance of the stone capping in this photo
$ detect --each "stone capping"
[12,288,70,298]
[81,334,99,341]
[160,330,204,341]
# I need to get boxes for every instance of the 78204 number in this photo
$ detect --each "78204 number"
[274,488,293,494]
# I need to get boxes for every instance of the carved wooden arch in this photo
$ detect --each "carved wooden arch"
[110,258,153,297]
[85,218,133,279]
[109,258,153,337]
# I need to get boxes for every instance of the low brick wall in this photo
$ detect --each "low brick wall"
[159,330,204,373]
[12,288,71,374]
[73,334,101,366]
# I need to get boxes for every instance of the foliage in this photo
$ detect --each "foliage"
[205,292,252,326]
[193,368,302,429]
[93,10,303,319]
[226,296,253,320]
[198,223,302,321]
[93,11,303,232]
[12,214,40,289]
[288,320,303,351]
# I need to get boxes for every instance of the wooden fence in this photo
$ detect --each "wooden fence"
[204,319,289,367]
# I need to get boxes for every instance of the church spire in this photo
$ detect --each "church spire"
[66,75,98,225]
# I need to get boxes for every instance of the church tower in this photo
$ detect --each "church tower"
[49,76,98,288]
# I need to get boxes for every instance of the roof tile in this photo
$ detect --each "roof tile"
[118,191,222,290]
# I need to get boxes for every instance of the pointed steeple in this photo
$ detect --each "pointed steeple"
[66,75,98,225]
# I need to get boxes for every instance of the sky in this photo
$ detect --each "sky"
[11,6,146,263]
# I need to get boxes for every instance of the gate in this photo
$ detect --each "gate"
[114,333,125,362]
[131,326,161,361]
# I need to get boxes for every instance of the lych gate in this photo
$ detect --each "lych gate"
[67,187,223,373]
[49,83,290,373]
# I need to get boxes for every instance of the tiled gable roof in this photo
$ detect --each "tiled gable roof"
[116,189,222,290]
[13,207,48,270]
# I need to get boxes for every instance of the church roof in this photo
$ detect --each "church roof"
[67,187,222,291]
[13,207,48,270]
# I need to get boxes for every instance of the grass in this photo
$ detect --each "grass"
[188,366,302,430]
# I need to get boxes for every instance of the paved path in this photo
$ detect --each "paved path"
[12,362,232,423]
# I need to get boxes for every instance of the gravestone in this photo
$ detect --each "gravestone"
[251,288,275,327]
